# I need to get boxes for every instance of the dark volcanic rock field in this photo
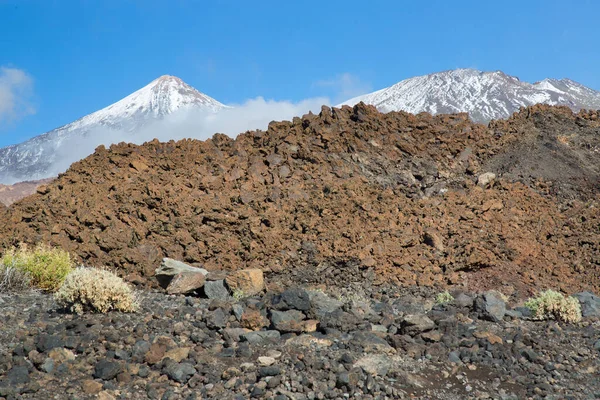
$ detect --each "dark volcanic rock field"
[1,284,600,399]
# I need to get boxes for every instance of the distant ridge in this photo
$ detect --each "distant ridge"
[340,68,600,122]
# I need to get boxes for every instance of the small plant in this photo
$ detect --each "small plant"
[435,290,454,305]
[54,267,139,314]
[232,288,245,301]
[0,243,74,291]
[524,290,582,323]
[0,266,32,292]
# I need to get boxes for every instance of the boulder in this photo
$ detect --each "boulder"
[477,172,496,187]
[203,279,231,300]
[453,293,475,309]
[401,314,436,335]
[155,258,208,288]
[166,271,206,295]
[270,310,305,332]
[225,269,264,296]
[242,330,281,345]
[94,359,122,381]
[572,292,600,317]
[164,362,196,383]
[308,290,343,317]
[474,291,506,322]
[272,288,310,311]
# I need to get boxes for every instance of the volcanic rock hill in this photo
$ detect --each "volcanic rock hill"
[0,103,599,297]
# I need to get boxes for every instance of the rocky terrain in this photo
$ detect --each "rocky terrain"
[0,103,598,296]
[1,275,600,400]
[0,103,599,399]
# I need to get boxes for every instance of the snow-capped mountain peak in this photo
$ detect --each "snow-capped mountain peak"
[0,75,228,184]
[64,75,227,132]
[340,69,600,123]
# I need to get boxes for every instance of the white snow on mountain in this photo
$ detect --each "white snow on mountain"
[0,75,227,183]
[340,69,600,123]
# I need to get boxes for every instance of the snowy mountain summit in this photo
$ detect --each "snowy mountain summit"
[341,68,600,123]
[0,75,227,184]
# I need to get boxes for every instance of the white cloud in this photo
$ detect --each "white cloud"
[313,73,372,104]
[0,67,35,124]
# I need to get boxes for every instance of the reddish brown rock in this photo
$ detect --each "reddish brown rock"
[226,269,265,296]
[166,271,206,295]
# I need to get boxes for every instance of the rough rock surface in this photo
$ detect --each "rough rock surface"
[0,104,598,296]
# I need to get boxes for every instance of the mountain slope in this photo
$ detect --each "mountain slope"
[0,75,227,184]
[341,69,600,122]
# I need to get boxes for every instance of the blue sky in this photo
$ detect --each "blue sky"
[1,0,599,147]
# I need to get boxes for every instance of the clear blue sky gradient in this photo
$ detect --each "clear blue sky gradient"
[1,0,599,146]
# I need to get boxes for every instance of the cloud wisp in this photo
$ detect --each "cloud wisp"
[0,67,35,125]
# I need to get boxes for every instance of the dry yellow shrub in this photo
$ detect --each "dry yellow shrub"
[54,267,139,314]
[0,243,73,291]
[525,290,582,323]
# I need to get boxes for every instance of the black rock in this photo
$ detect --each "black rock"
[521,348,539,362]
[259,366,281,377]
[319,309,361,332]
[164,362,196,383]
[309,291,343,318]
[242,330,281,345]
[474,292,506,322]
[272,288,311,311]
[36,334,65,353]
[132,340,151,362]
[93,359,122,380]
[206,308,229,329]
[204,280,231,301]
[401,314,436,335]
[251,386,266,398]
[573,292,600,318]
[6,365,30,385]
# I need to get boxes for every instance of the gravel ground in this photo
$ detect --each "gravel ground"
[1,284,600,400]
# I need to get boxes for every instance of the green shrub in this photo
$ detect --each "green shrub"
[54,267,139,314]
[435,290,454,305]
[0,243,74,291]
[524,290,582,323]
[0,265,31,292]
